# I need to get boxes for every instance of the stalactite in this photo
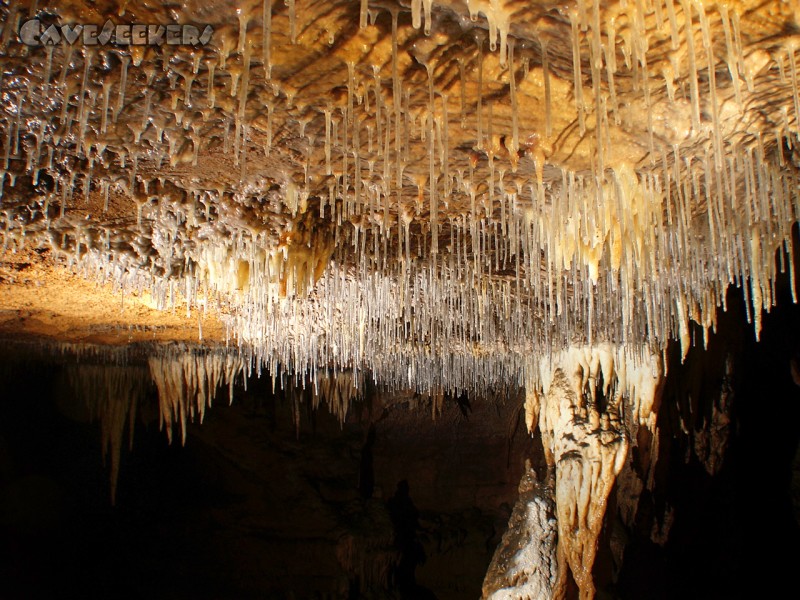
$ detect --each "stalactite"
[148,350,246,445]
[0,0,799,433]
[66,364,151,505]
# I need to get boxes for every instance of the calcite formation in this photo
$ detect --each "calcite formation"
[148,348,246,444]
[482,464,559,600]
[2,0,799,385]
[65,363,151,504]
[514,345,662,599]
[2,0,800,597]
[58,342,373,505]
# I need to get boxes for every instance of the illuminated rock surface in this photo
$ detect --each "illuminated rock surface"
[511,346,662,599]
[3,0,800,380]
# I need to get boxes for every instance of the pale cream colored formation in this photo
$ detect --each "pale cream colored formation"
[310,369,364,424]
[147,346,366,443]
[2,0,799,385]
[283,368,366,430]
[148,349,247,444]
[197,201,336,300]
[490,346,663,600]
[66,364,151,504]
[62,343,368,507]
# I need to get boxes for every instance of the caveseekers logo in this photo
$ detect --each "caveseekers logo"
[19,18,214,47]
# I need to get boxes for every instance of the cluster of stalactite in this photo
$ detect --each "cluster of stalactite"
[1,0,799,396]
[58,342,373,502]
[65,363,151,504]
[3,3,800,595]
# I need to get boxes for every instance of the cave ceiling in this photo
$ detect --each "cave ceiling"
[1,0,799,392]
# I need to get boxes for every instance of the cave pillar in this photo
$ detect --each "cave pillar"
[544,363,626,599]
[485,346,663,600]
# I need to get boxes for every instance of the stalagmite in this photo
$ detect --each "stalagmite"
[482,464,558,600]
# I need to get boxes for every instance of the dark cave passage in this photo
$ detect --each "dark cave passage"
[0,361,529,600]
[1,286,800,600]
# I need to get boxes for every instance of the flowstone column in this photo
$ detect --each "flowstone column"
[484,346,663,600]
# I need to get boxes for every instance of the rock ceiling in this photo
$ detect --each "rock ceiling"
[1,0,799,390]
